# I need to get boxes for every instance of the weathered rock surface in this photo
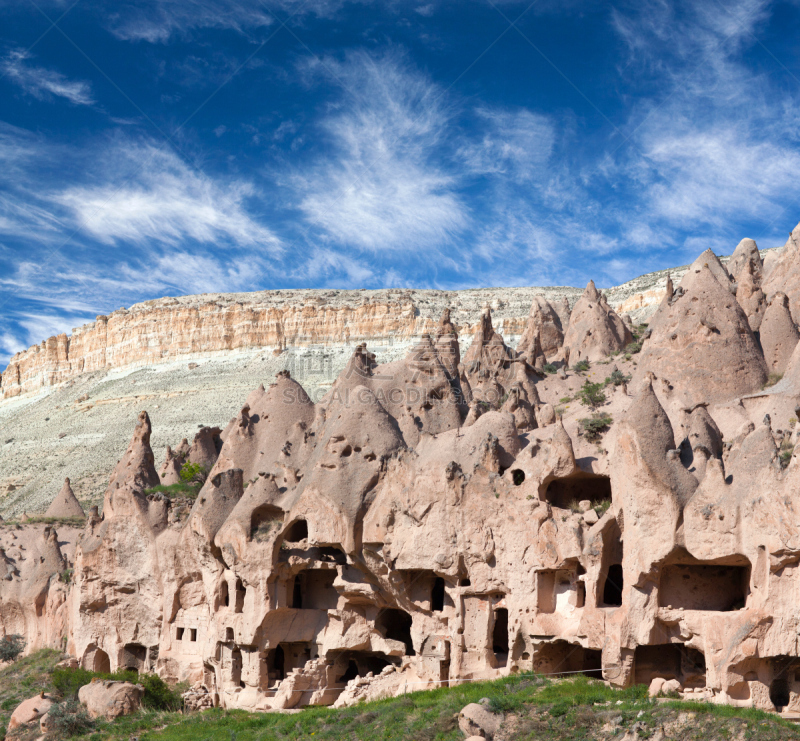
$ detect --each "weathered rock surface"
[562,281,633,362]
[45,478,85,519]
[6,692,54,733]
[759,292,799,375]
[4,241,800,720]
[78,680,144,719]
[638,264,767,404]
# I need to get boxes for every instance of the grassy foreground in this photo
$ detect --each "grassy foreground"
[2,651,799,740]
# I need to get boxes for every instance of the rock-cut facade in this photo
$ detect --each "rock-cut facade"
[6,236,800,715]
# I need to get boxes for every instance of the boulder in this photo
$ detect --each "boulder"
[78,680,144,720]
[7,692,54,733]
[562,281,633,362]
[458,702,502,738]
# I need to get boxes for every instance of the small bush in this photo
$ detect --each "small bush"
[180,461,207,484]
[763,372,783,389]
[542,363,557,374]
[605,369,630,387]
[572,359,590,373]
[145,482,201,499]
[59,568,73,584]
[780,449,794,469]
[578,381,606,410]
[625,341,642,354]
[579,413,613,442]
[0,634,25,662]
[47,698,95,737]
[594,499,612,516]
[559,396,572,404]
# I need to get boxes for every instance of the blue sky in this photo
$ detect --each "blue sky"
[2,0,800,367]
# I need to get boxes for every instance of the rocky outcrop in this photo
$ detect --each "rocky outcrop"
[763,222,800,322]
[728,238,763,284]
[516,296,565,361]
[637,264,767,404]
[78,680,144,719]
[5,242,800,720]
[562,281,633,362]
[759,292,800,375]
[45,478,85,519]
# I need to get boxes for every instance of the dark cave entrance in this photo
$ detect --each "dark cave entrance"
[377,609,415,656]
[493,607,509,666]
[432,577,445,612]
[544,473,611,510]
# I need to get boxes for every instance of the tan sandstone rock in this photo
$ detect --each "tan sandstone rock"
[45,478,85,519]
[78,680,144,720]
[759,292,799,375]
[562,281,632,362]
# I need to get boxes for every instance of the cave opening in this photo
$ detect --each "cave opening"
[659,558,750,611]
[634,644,706,687]
[292,576,303,609]
[377,609,415,656]
[544,473,611,510]
[532,641,602,677]
[432,577,445,612]
[284,520,309,543]
[602,564,624,607]
[339,660,359,684]
[511,469,525,486]
[220,580,229,608]
[492,608,509,666]
[234,578,245,613]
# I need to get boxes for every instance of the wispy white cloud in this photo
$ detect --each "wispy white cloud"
[297,51,468,252]
[107,0,361,42]
[3,50,94,105]
[459,108,555,182]
[54,141,281,250]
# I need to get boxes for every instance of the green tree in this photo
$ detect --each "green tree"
[578,381,606,410]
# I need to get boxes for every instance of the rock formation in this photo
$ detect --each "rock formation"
[637,264,767,404]
[562,281,633,362]
[45,478,85,519]
[516,296,565,361]
[759,292,800,375]
[5,243,800,719]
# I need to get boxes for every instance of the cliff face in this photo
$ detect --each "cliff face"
[2,272,685,400]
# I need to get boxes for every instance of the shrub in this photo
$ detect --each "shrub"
[47,699,95,737]
[145,482,200,499]
[0,634,25,662]
[605,369,630,387]
[572,359,590,373]
[542,363,557,374]
[180,461,207,484]
[594,499,612,516]
[579,413,613,442]
[59,568,73,584]
[578,381,606,410]
[763,372,783,389]
[52,667,97,699]
[625,341,642,354]
[136,672,183,710]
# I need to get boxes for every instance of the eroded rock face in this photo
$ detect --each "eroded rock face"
[562,281,633,362]
[45,478,85,519]
[638,265,767,404]
[5,244,800,716]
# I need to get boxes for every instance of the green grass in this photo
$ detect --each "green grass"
[144,482,201,499]
[0,648,63,738]
[2,653,798,740]
[0,516,85,528]
[57,674,800,741]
